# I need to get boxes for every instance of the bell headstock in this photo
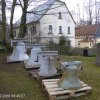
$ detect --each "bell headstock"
[11,38,27,47]
[38,51,58,56]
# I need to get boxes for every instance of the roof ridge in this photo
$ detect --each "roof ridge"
[29,0,55,12]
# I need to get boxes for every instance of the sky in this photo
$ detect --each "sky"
[62,0,84,10]
[6,0,84,23]
[63,0,86,23]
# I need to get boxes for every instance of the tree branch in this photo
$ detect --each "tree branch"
[19,0,23,10]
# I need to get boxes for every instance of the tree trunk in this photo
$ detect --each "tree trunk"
[95,44,100,66]
[9,0,17,38]
[18,0,28,38]
[1,0,7,46]
[88,0,92,24]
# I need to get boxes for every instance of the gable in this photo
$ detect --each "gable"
[40,0,75,24]
[15,0,75,27]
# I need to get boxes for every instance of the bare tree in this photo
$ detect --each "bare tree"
[74,0,95,25]
[18,0,46,38]
[76,4,81,25]
[9,0,17,38]
[1,0,7,46]
[94,0,100,24]
[88,0,93,24]
[18,0,29,38]
[95,0,98,24]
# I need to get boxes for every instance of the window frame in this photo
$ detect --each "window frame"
[48,25,52,34]
[59,26,62,34]
[58,12,62,19]
[68,27,70,34]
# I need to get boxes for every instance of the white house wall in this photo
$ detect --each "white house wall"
[39,1,75,47]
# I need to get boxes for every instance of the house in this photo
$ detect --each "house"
[14,0,75,47]
[78,37,94,48]
[75,24,100,48]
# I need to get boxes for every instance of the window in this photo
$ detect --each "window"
[59,26,62,34]
[68,27,70,34]
[49,25,52,34]
[58,12,62,19]
[31,26,36,34]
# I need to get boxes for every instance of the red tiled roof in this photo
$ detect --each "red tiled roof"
[75,24,99,36]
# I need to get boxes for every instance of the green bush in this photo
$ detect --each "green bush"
[48,40,57,50]
[59,36,66,45]
[47,36,71,55]
[59,36,71,55]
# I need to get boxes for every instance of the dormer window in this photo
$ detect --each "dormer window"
[58,12,62,19]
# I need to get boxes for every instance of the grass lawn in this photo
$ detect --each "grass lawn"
[0,52,100,100]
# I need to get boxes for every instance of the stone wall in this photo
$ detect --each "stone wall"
[71,48,96,56]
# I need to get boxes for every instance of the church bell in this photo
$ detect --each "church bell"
[27,46,41,68]
[58,61,82,90]
[38,51,58,77]
[9,41,29,61]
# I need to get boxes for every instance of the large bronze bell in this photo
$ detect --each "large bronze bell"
[58,61,82,90]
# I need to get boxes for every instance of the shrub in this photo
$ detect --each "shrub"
[47,36,71,55]
[59,36,66,46]
[59,36,71,55]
